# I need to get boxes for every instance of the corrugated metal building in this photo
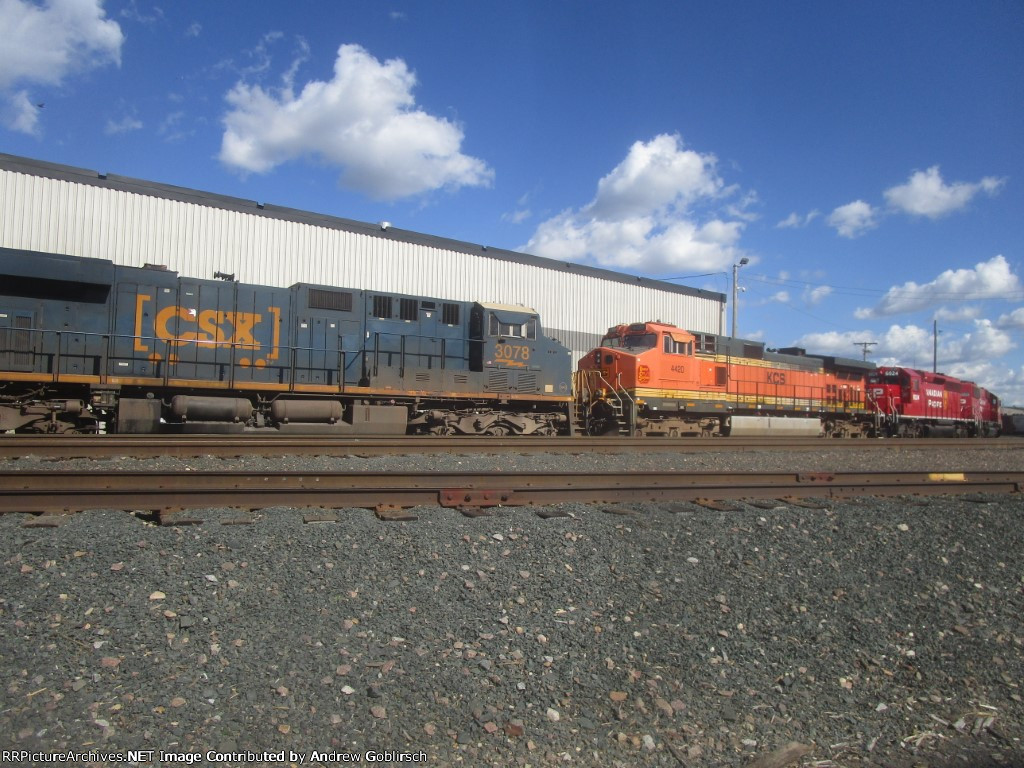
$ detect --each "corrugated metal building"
[0,153,725,363]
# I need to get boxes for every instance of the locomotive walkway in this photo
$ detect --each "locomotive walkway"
[1,468,1021,521]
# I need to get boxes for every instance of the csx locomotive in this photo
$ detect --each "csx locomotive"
[0,248,1003,438]
[0,248,571,435]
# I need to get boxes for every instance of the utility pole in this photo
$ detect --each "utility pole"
[731,257,749,338]
[853,341,877,361]
[933,319,938,373]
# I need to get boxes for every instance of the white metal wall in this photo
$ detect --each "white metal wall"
[0,162,724,363]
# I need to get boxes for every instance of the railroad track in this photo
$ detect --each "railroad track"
[0,434,1019,459]
[1,469,1020,520]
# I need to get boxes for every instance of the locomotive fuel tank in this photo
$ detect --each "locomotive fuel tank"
[269,401,408,434]
[270,399,344,424]
[170,396,253,423]
[728,415,823,437]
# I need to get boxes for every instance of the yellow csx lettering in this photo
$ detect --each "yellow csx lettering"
[155,306,262,349]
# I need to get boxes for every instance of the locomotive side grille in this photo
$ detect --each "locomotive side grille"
[372,295,392,318]
[308,288,353,312]
[442,303,460,325]
[0,315,33,370]
[400,298,418,321]
[487,370,510,390]
[517,373,538,392]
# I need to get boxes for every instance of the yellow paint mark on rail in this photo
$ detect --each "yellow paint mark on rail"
[928,473,967,482]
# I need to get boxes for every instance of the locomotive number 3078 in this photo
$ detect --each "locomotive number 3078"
[495,344,530,361]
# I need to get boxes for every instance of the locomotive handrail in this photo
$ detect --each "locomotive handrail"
[7,323,487,394]
[10,327,112,385]
[615,372,637,436]
[587,368,635,436]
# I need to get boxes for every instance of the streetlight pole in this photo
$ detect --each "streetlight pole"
[731,257,749,338]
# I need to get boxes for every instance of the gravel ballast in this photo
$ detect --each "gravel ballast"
[1,446,1022,767]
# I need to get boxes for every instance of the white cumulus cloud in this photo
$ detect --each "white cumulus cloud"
[523,134,747,273]
[587,134,725,219]
[219,43,494,201]
[941,319,1016,363]
[104,113,142,135]
[996,307,1024,329]
[803,284,832,306]
[0,0,123,134]
[884,166,1005,218]
[776,210,819,229]
[827,200,878,238]
[968,364,1024,407]
[855,255,1021,318]
[2,89,39,133]
[793,327,923,362]
[934,305,982,323]
[794,320,1017,394]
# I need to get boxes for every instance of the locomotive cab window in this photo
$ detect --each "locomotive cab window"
[622,333,657,350]
[488,313,537,339]
[663,336,693,355]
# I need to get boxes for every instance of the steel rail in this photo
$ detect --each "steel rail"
[0,434,1018,459]
[0,470,1020,515]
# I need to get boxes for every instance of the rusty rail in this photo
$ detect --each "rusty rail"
[0,470,1020,516]
[0,434,1019,460]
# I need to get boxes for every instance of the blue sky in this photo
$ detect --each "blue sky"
[3,0,1023,405]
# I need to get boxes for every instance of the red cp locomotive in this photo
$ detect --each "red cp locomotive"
[866,367,1002,437]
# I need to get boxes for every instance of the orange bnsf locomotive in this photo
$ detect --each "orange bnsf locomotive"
[575,321,1002,438]
[576,321,873,437]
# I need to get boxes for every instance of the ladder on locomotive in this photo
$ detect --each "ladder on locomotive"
[574,369,634,436]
